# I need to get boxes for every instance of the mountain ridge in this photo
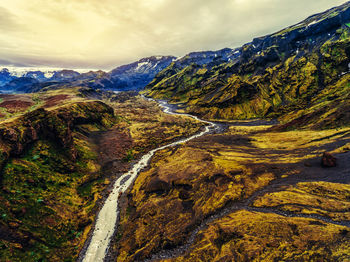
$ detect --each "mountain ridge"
[142,1,350,129]
[0,50,240,93]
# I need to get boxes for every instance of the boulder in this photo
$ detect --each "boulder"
[321,152,337,167]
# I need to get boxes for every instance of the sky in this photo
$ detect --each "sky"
[0,0,347,70]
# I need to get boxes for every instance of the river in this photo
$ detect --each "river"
[80,99,217,262]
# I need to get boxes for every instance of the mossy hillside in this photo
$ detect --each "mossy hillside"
[0,90,207,261]
[0,101,115,166]
[0,88,88,121]
[276,74,350,130]
[166,210,350,262]
[0,101,116,261]
[0,94,40,120]
[145,50,321,120]
[145,38,349,122]
[114,117,350,261]
[253,182,350,221]
[0,139,102,261]
[115,143,275,262]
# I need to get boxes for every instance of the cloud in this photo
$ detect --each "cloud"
[0,7,22,32]
[0,0,347,69]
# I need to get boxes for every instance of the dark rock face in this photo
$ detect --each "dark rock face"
[145,177,171,194]
[321,152,337,167]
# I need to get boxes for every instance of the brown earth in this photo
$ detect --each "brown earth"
[94,128,132,165]
[0,94,16,99]
[0,100,33,113]
[43,94,70,108]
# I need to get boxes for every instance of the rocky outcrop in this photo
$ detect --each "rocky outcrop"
[0,101,115,170]
[321,152,337,167]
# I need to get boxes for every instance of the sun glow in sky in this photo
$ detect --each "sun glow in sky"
[0,0,347,70]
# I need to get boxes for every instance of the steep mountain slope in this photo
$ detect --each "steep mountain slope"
[50,70,81,81]
[143,2,350,127]
[147,48,238,91]
[24,71,48,82]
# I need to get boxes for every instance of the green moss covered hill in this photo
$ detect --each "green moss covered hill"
[0,100,116,261]
[0,90,203,261]
[143,2,350,128]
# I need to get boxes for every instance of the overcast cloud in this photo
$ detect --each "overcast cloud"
[0,0,347,70]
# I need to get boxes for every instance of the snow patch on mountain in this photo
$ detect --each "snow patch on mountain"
[135,62,150,71]
[1,67,97,79]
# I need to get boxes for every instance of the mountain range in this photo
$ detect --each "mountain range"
[0,56,177,93]
[0,50,239,93]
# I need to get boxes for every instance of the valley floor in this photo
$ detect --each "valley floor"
[0,91,349,261]
[111,105,350,261]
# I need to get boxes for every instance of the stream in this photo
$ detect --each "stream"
[80,99,218,262]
